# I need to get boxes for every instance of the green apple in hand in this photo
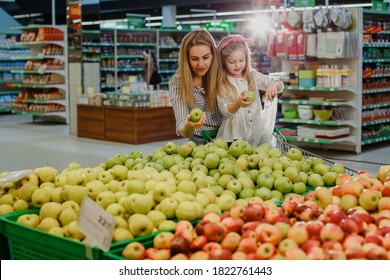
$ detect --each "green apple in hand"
[243,90,256,102]
[190,108,203,122]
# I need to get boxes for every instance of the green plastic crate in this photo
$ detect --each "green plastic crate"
[0,209,102,260]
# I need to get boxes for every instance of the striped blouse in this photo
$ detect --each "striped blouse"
[168,74,224,139]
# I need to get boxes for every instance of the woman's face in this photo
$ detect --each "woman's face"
[188,45,213,78]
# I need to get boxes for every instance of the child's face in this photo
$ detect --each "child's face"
[224,50,246,78]
[188,45,213,78]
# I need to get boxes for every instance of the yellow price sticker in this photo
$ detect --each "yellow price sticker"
[76,86,83,95]
[87,87,94,95]
[122,86,130,94]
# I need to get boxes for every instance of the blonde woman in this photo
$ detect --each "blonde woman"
[169,29,224,145]
[216,35,284,147]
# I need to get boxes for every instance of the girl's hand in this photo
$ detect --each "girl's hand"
[236,91,252,108]
[264,83,278,100]
[186,112,206,128]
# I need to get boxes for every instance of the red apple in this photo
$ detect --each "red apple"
[255,223,282,245]
[365,235,382,246]
[307,246,326,260]
[281,200,297,216]
[299,208,316,222]
[241,221,260,235]
[335,173,352,185]
[170,235,191,256]
[171,253,189,260]
[287,222,309,245]
[202,212,221,223]
[341,180,364,197]
[345,248,366,260]
[236,237,257,254]
[256,242,276,260]
[175,220,194,233]
[378,197,390,212]
[323,204,343,217]
[285,247,309,260]
[204,222,227,242]
[320,223,345,242]
[194,220,210,236]
[175,228,193,243]
[277,238,298,256]
[301,239,321,254]
[382,185,390,197]
[330,185,343,198]
[285,193,304,204]
[221,232,241,252]
[191,235,208,252]
[229,204,246,218]
[202,242,222,255]
[231,251,247,260]
[221,216,244,233]
[340,218,360,234]
[366,246,388,260]
[343,233,365,250]
[381,234,390,250]
[209,248,232,260]
[242,204,264,222]
[328,211,347,225]
[322,240,344,252]
[306,220,324,238]
[326,250,347,260]
[264,207,282,224]
[190,251,209,260]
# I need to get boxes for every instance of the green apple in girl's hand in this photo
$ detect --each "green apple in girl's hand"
[243,91,256,102]
[190,108,203,122]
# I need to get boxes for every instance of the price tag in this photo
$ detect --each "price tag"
[76,86,83,95]
[78,196,116,252]
[121,86,130,94]
[87,87,94,95]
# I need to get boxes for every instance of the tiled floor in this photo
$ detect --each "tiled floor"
[0,113,389,176]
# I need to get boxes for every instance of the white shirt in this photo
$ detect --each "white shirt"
[216,70,283,147]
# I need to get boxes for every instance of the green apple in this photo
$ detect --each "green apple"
[128,213,155,237]
[243,90,256,102]
[268,147,282,158]
[37,217,60,232]
[216,194,236,212]
[13,199,29,211]
[210,185,224,197]
[39,202,62,220]
[228,140,245,158]
[292,182,306,195]
[284,166,301,184]
[96,190,116,209]
[309,157,324,168]
[66,170,85,186]
[299,172,308,185]
[226,179,243,196]
[197,187,216,203]
[164,141,178,155]
[190,108,203,122]
[237,176,255,190]
[218,174,235,189]
[128,193,153,214]
[307,173,325,188]
[58,207,78,226]
[322,171,338,186]
[274,176,293,194]
[340,194,358,211]
[286,147,303,161]
[218,161,236,176]
[177,143,193,158]
[330,163,345,174]
[298,161,311,173]
[177,179,197,195]
[359,189,381,212]
[239,188,255,199]
[124,179,145,195]
[110,165,128,181]
[129,150,143,160]
[67,185,88,205]
[213,138,229,150]
[248,169,260,182]
[313,163,331,176]
[105,156,123,170]
[176,201,201,221]
[35,166,58,183]
[147,210,167,228]
[81,167,98,182]
[255,187,272,201]
[175,169,193,185]
[106,203,126,217]
[31,188,51,208]
[86,179,107,200]
[158,220,177,231]
[204,203,222,215]
[158,197,179,219]
[0,193,17,206]
[106,179,122,193]
[153,181,174,202]
[97,170,114,185]
[271,190,284,201]
[214,147,229,159]
[272,170,284,180]
[203,153,220,169]
[256,173,275,189]
[192,172,209,190]
[17,213,40,228]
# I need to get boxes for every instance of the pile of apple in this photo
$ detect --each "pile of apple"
[0,137,388,251]
[120,175,390,260]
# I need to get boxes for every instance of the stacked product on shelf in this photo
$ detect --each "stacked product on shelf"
[5,25,69,123]
[361,9,390,145]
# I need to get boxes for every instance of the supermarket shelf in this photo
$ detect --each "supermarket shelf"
[284,135,356,144]
[285,85,355,92]
[159,58,179,62]
[15,41,65,48]
[10,55,65,60]
[278,99,355,107]
[363,9,390,16]
[82,58,100,62]
[364,73,390,78]
[363,87,390,94]
[11,69,65,75]
[15,99,67,106]
[363,102,390,110]
[100,67,115,72]
[363,58,390,63]
[362,118,390,126]
[159,45,180,49]
[159,69,176,74]
[361,135,390,145]
[0,68,24,72]
[8,83,66,90]
[276,118,355,127]
[117,55,144,59]
[12,110,67,118]
[0,80,22,83]
[116,43,156,47]
[363,43,390,48]
[0,91,18,95]
[117,68,144,72]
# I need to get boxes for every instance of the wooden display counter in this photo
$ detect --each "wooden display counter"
[77,104,180,144]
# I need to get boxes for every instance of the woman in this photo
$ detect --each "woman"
[169,29,224,145]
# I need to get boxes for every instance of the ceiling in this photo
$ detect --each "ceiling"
[0,0,373,26]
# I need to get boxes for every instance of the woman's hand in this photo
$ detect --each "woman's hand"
[186,112,206,128]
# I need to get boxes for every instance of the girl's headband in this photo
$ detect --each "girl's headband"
[219,35,254,52]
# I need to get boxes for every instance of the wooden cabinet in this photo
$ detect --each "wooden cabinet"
[77,104,179,144]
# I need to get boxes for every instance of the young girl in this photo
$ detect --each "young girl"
[216,34,284,147]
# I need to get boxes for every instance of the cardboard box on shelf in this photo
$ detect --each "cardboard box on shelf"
[89,94,105,106]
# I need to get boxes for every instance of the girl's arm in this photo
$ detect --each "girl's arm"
[255,71,284,100]
[218,93,252,116]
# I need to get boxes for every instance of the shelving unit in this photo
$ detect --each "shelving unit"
[361,9,390,146]
[0,32,28,113]
[7,25,69,124]
[273,7,362,153]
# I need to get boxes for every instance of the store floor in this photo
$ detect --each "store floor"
[0,113,389,176]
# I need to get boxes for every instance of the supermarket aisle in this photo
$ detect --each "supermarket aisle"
[0,113,389,175]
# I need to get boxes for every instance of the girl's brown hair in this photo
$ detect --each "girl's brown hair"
[218,35,256,101]
[177,29,222,112]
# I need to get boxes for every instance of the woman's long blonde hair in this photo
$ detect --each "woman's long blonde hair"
[176,29,221,112]
[218,35,256,101]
